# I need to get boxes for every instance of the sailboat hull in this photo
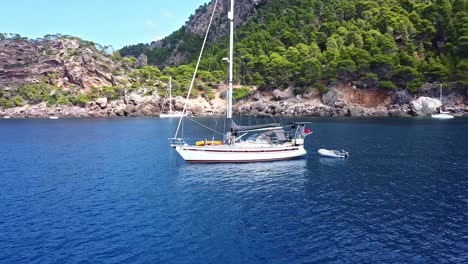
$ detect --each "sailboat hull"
[174,144,307,163]
[160,113,187,118]
[431,113,454,119]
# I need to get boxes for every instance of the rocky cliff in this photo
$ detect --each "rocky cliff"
[233,83,468,118]
[2,82,467,118]
[0,37,130,90]
[141,0,267,67]
[185,0,266,36]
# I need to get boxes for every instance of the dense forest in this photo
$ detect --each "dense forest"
[122,0,468,96]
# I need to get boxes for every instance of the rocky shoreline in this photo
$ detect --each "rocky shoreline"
[1,84,467,119]
[234,84,468,118]
[0,91,224,118]
[2,101,467,119]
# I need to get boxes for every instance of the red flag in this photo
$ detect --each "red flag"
[304,128,311,134]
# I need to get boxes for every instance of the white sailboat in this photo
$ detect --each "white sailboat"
[160,76,187,118]
[169,0,311,163]
[431,84,454,119]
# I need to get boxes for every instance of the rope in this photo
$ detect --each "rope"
[186,116,224,136]
[161,84,169,111]
[174,0,220,138]
[207,8,222,72]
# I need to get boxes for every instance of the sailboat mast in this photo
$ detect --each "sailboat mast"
[439,83,442,102]
[169,76,172,115]
[227,0,234,119]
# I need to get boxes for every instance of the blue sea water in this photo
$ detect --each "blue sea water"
[0,117,467,264]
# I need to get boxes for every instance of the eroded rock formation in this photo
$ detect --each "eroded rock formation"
[0,38,129,90]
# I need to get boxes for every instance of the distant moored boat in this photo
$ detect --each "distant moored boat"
[431,84,454,119]
[160,76,187,118]
[431,113,454,119]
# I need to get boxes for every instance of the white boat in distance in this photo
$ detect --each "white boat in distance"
[431,84,454,119]
[160,76,187,118]
[3,116,10,119]
[431,113,454,119]
[49,116,59,119]
[318,149,349,158]
[169,0,312,163]
[160,113,187,118]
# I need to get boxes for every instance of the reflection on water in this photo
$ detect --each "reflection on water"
[318,157,348,166]
[176,159,308,184]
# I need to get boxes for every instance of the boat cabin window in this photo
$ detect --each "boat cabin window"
[246,133,258,141]
[246,133,272,144]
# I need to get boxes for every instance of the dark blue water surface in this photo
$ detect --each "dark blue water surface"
[1,117,467,264]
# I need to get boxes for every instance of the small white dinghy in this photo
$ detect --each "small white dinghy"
[318,149,349,158]
[431,112,454,119]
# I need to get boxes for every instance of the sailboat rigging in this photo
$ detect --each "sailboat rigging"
[168,0,312,163]
[431,84,454,119]
[160,76,187,118]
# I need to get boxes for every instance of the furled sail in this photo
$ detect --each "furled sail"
[230,120,281,132]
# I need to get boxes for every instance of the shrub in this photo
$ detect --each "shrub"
[365,73,379,80]
[233,87,250,100]
[0,98,14,108]
[189,88,200,99]
[408,79,424,92]
[336,59,357,74]
[315,83,329,93]
[66,49,80,58]
[101,86,122,100]
[47,97,56,106]
[197,70,214,82]
[203,86,216,100]
[122,56,138,68]
[12,96,24,106]
[370,54,395,77]
[56,96,71,105]
[379,80,397,90]
[72,94,90,106]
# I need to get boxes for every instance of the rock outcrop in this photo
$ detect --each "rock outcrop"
[185,0,267,36]
[149,0,267,67]
[96,97,108,109]
[272,88,292,101]
[394,90,413,105]
[410,97,442,116]
[322,87,344,106]
[0,91,224,118]
[0,38,130,90]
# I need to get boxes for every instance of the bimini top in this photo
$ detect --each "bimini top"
[290,122,312,125]
[230,120,281,133]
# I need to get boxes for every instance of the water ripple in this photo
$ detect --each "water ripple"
[0,118,467,263]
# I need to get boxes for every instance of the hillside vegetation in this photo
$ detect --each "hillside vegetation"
[2,0,467,110]
[0,34,176,108]
[123,0,468,96]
